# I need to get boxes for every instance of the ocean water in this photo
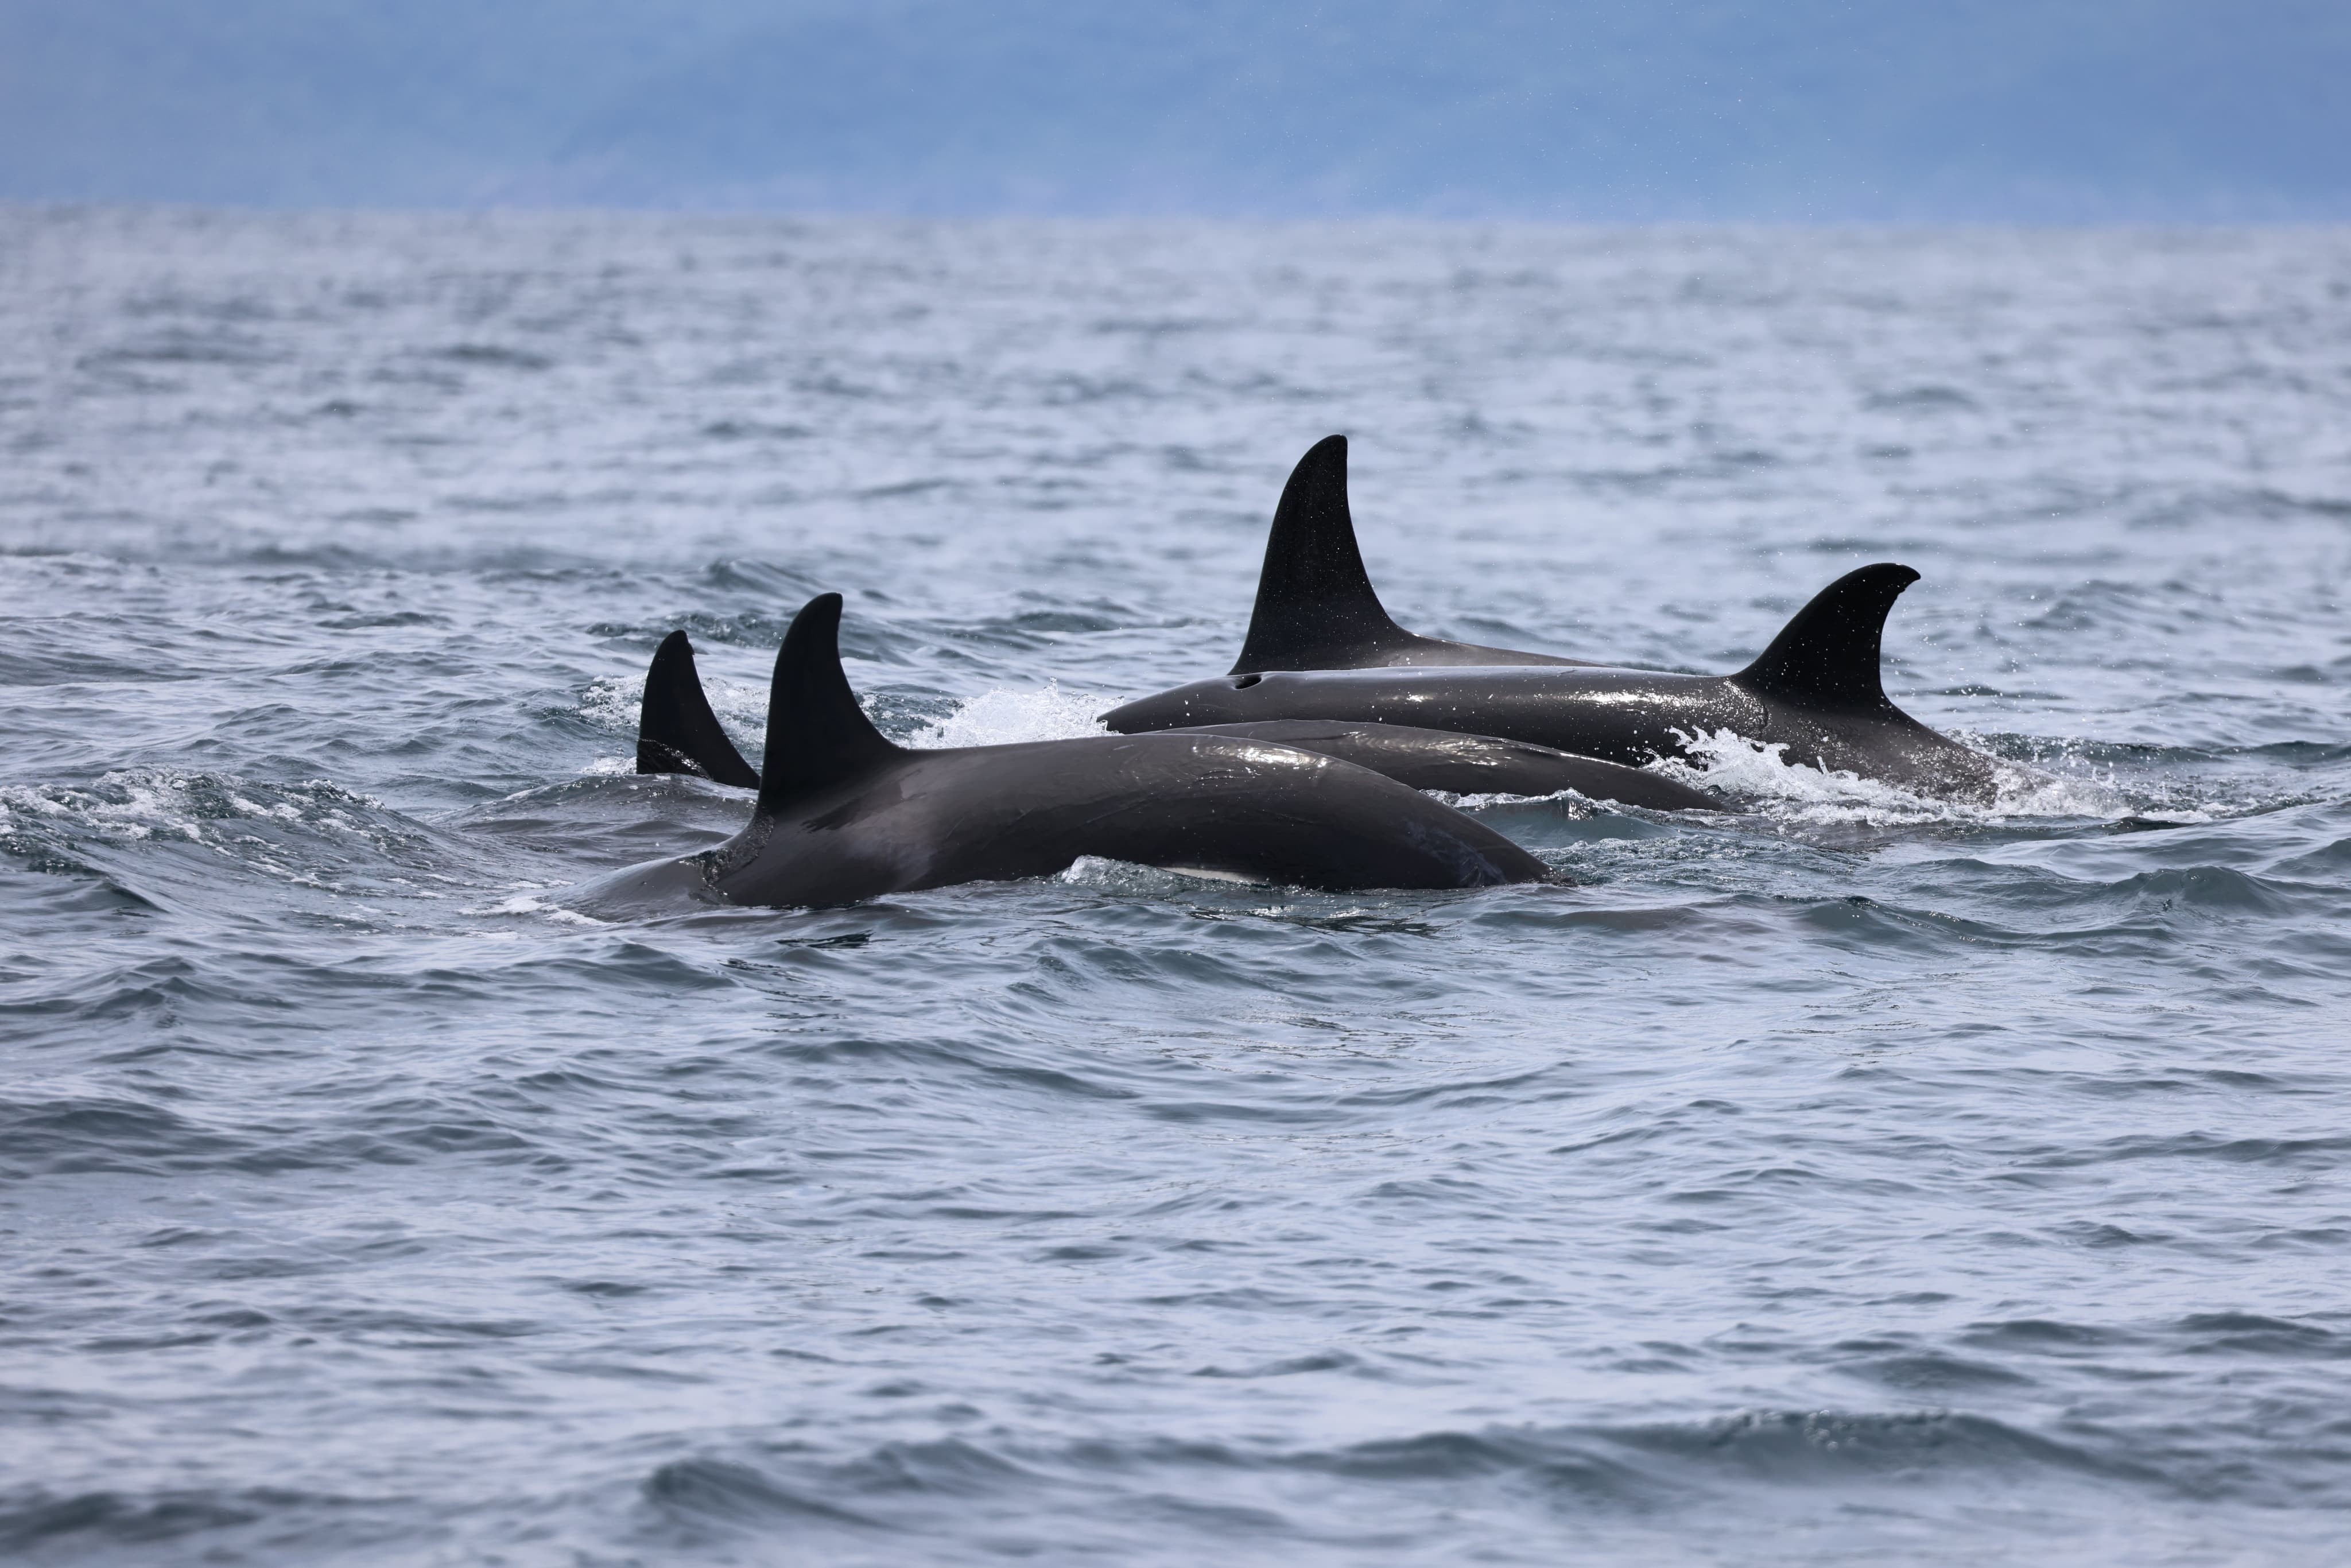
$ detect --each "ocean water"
[3,208,2350,1566]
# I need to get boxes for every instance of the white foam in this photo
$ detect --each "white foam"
[464,891,605,925]
[1058,854,1151,888]
[1652,727,2130,826]
[910,684,1114,749]
[700,675,771,738]
[470,893,550,915]
[578,674,641,733]
[1432,787,1596,814]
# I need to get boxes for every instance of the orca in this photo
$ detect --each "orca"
[1105,564,2006,801]
[600,595,1555,908]
[635,632,1711,814]
[1159,721,1717,812]
[1232,434,1596,674]
[636,631,758,788]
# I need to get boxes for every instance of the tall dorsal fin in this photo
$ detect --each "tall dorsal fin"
[637,631,761,789]
[1735,563,1920,711]
[758,593,903,812]
[1230,435,1417,674]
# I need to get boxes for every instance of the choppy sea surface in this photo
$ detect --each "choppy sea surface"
[3,208,2350,1565]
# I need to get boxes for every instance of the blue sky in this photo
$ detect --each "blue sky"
[3,1,2344,218]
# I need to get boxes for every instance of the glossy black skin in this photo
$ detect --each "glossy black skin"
[600,731,1551,907]
[602,594,1555,909]
[1165,721,1716,812]
[1299,634,1588,670]
[1107,666,2001,800]
[1223,441,2008,799]
[629,634,1692,811]
[636,631,759,788]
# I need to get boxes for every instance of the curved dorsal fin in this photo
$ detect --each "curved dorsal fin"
[1735,563,1920,711]
[758,593,903,812]
[1230,435,1417,674]
[637,631,761,789]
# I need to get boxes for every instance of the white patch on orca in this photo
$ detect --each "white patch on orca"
[1056,856,1261,891]
[1157,864,1264,884]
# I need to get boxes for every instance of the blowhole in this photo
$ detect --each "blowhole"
[1232,674,1263,689]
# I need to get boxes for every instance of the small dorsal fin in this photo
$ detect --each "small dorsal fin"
[1230,435,1418,674]
[1735,563,1920,710]
[758,593,903,812]
[637,631,760,789]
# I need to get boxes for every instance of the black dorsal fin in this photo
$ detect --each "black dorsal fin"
[637,631,761,789]
[1735,563,1921,711]
[758,593,903,812]
[1230,435,1418,674]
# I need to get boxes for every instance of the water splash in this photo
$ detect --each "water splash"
[910,683,1115,749]
[1653,728,2131,825]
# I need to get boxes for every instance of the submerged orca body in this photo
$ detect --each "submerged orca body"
[1233,434,1594,674]
[1108,564,2004,800]
[1161,721,1717,812]
[608,596,1552,908]
[637,634,1709,813]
